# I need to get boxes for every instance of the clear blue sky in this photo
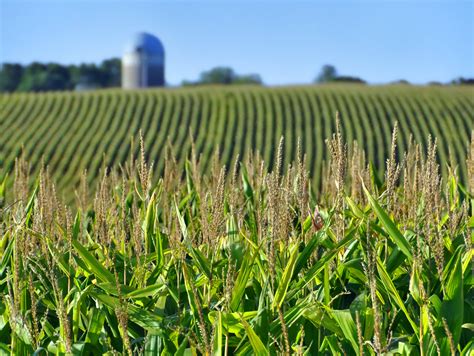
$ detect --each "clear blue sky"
[1,0,472,85]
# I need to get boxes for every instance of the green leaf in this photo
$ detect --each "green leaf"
[241,165,254,202]
[144,334,163,355]
[386,232,415,273]
[72,211,81,240]
[240,315,267,355]
[289,228,356,298]
[72,239,115,284]
[85,309,106,345]
[125,282,165,298]
[293,231,322,278]
[230,247,257,311]
[24,183,38,228]
[144,191,157,254]
[462,323,474,332]
[346,196,365,219]
[363,183,413,261]
[320,335,343,354]
[369,161,382,191]
[303,304,341,335]
[0,174,7,207]
[376,256,418,335]
[92,293,164,332]
[208,311,257,335]
[0,232,13,276]
[273,243,299,309]
[190,246,212,280]
[461,340,474,356]
[175,202,212,279]
[270,299,311,335]
[441,246,464,346]
[213,312,223,356]
[409,264,423,306]
[331,309,359,352]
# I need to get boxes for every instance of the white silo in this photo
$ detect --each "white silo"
[122,32,165,89]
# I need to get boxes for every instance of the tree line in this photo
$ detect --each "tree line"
[0,59,121,92]
[0,60,471,92]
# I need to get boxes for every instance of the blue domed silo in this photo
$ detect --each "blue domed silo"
[122,32,165,89]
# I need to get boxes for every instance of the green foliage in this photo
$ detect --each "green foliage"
[183,66,263,86]
[0,58,121,92]
[316,64,338,83]
[315,64,366,83]
[0,63,24,92]
[0,128,472,354]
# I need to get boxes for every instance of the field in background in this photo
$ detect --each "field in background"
[1,84,472,201]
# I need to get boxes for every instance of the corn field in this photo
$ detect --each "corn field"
[1,85,472,202]
[0,119,472,355]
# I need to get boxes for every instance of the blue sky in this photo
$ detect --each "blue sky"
[1,0,472,85]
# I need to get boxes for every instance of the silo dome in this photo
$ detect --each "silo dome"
[122,32,165,89]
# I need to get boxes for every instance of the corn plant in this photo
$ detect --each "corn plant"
[0,127,472,355]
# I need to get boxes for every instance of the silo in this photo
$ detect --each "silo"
[122,32,165,89]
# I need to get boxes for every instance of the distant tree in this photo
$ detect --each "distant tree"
[315,65,366,84]
[391,79,411,85]
[199,67,236,84]
[73,63,103,88]
[0,63,24,92]
[233,74,262,85]
[0,59,123,92]
[316,64,337,83]
[17,62,48,92]
[100,58,121,87]
[183,67,263,86]
[18,62,72,91]
[14,62,72,92]
[332,76,366,84]
[45,63,72,90]
[451,77,474,85]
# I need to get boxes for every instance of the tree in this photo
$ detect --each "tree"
[74,63,102,87]
[0,59,124,92]
[315,65,366,84]
[233,74,262,85]
[316,64,337,83]
[45,63,72,90]
[15,62,72,91]
[0,64,24,92]
[199,67,236,84]
[183,67,263,86]
[332,76,366,84]
[451,77,474,85]
[100,58,121,87]
[17,62,48,92]
[391,79,411,85]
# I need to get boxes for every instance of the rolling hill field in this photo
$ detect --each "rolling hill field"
[0,83,473,354]
[0,84,472,199]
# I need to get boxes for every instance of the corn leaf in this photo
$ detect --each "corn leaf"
[363,184,413,261]
[231,247,257,311]
[240,316,267,356]
[92,293,164,332]
[272,243,299,309]
[376,257,418,335]
[213,312,223,356]
[331,309,359,352]
[441,246,464,346]
[72,239,115,284]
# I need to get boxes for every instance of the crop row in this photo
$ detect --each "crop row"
[0,84,472,200]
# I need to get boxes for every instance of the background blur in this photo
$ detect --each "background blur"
[1,0,473,89]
